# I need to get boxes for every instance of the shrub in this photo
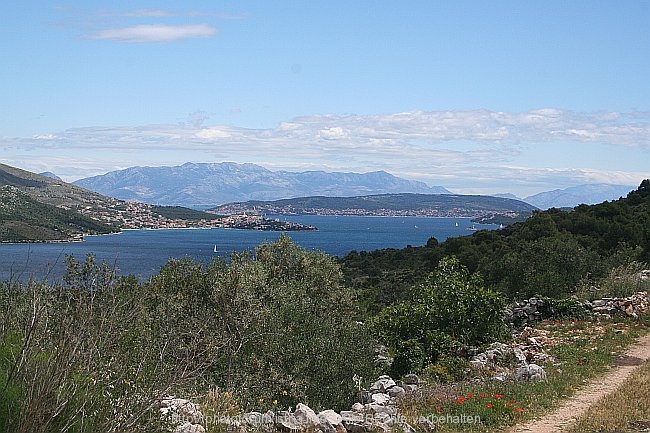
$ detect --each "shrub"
[144,235,377,412]
[421,356,470,384]
[536,297,589,320]
[371,256,508,378]
[0,237,378,432]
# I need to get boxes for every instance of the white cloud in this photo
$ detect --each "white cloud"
[32,134,56,140]
[88,24,217,43]
[318,127,348,140]
[195,127,233,139]
[7,109,650,153]
[3,109,650,196]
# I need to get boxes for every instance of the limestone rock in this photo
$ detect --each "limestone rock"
[387,385,405,399]
[365,403,398,416]
[340,411,366,433]
[294,403,320,429]
[173,423,205,433]
[370,393,391,405]
[369,375,396,393]
[516,363,547,381]
[319,409,344,433]
[276,411,301,431]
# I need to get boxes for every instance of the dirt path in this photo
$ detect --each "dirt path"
[507,332,650,433]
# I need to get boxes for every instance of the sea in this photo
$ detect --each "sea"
[0,215,495,282]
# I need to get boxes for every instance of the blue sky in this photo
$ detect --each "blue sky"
[1,1,649,196]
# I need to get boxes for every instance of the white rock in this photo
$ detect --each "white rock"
[388,385,406,399]
[294,403,320,429]
[369,376,396,392]
[365,403,398,416]
[318,409,343,433]
[370,393,391,406]
[276,411,300,431]
[516,363,547,381]
[319,409,342,425]
[173,422,205,433]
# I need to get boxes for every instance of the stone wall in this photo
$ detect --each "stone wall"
[160,375,428,433]
[504,291,648,325]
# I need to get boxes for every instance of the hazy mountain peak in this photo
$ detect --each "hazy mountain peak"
[524,183,635,209]
[74,162,450,207]
[38,171,62,181]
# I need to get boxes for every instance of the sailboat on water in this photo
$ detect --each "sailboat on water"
[213,245,218,253]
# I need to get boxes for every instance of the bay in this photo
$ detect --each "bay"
[0,216,494,282]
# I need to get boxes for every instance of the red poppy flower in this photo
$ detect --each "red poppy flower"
[486,403,493,409]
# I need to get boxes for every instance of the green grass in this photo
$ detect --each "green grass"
[398,315,650,432]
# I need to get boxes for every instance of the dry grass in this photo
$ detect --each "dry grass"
[565,358,650,433]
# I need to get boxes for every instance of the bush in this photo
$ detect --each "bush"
[537,297,589,320]
[0,236,375,432]
[371,256,508,378]
[0,259,201,433]
[421,356,470,384]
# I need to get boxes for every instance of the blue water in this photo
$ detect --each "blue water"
[0,216,494,282]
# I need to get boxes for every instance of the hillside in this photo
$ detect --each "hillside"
[73,162,450,207]
[0,163,122,210]
[209,193,537,218]
[0,185,117,242]
[0,163,124,241]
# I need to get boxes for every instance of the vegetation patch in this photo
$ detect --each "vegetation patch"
[397,316,649,431]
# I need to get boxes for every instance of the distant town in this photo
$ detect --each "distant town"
[214,203,523,219]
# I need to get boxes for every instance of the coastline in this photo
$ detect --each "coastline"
[0,215,496,246]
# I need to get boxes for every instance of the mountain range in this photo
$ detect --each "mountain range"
[521,184,635,209]
[73,162,636,209]
[73,162,450,208]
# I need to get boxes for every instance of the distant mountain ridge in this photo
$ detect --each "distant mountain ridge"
[209,193,537,218]
[74,162,451,207]
[523,184,635,209]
